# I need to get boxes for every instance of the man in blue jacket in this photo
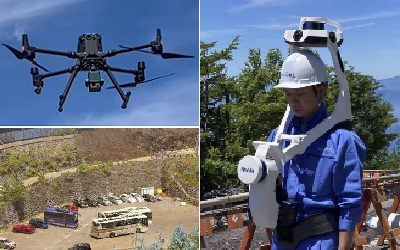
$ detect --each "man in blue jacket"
[269,50,366,250]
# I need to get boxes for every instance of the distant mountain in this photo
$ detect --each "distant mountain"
[378,75,400,91]
[377,76,400,149]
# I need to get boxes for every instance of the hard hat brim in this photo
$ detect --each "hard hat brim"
[274,81,324,89]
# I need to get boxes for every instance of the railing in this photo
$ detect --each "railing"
[0,128,94,145]
[200,169,400,250]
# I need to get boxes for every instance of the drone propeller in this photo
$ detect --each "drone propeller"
[106,73,175,89]
[2,44,50,72]
[119,29,193,59]
[119,45,194,59]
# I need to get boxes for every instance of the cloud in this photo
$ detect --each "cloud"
[72,101,199,126]
[228,0,294,14]
[337,10,400,23]
[60,76,199,126]
[342,22,376,30]
[11,23,26,41]
[375,50,399,56]
[243,22,299,30]
[201,29,244,39]
[0,0,86,28]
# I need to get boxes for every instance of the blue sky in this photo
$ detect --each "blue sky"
[0,0,199,126]
[200,0,400,81]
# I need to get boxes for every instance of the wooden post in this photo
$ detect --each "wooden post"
[371,188,399,249]
[200,236,207,249]
[240,224,256,250]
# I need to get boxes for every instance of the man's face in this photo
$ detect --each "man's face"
[283,86,319,118]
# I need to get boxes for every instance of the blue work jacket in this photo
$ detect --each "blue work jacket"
[268,102,366,250]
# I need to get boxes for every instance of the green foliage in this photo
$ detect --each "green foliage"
[53,181,61,190]
[77,159,89,172]
[324,63,398,168]
[37,171,48,184]
[118,171,128,178]
[30,160,39,168]
[0,174,27,202]
[26,168,36,178]
[129,224,199,250]
[61,172,73,180]
[42,158,51,166]
[56,155,64,162]
[99,161,113,174]
[142,167,153,173]
[75,147,83,162]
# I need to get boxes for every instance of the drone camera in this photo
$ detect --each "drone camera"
[85,71,104,92]
[77,33,103,54]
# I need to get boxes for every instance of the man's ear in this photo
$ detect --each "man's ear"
[317,84,327,99]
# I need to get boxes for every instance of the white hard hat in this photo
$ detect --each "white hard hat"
[275,50,328,88]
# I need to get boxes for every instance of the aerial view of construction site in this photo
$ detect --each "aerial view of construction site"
[0,128,199,249]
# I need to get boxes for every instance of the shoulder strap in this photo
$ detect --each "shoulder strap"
[328,120,352,133]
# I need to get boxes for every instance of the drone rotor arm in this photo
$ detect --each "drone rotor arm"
[39,67,74,80]
[34,47,78,59]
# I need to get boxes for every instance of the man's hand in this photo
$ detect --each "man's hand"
[338,230,354,250]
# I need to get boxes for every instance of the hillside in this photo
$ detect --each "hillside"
[75,128,199,163]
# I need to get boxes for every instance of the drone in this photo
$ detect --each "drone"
[2,29,194,112]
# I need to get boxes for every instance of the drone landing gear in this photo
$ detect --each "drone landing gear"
[121,92,131,109]
[58,67,79,112]
[105,67,132,110]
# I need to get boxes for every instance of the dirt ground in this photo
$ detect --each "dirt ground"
[0,197,199,250]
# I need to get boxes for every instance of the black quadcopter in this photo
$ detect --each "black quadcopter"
[2,29,194,112]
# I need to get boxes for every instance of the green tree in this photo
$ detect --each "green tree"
[200,37,240,196]
[0,174,27,202]
[324,63,398,169]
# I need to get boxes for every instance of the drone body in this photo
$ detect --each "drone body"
[2,29,194,112]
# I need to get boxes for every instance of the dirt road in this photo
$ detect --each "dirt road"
[0,197,199,249]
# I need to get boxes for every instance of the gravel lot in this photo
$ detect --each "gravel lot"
[0,197,199,250]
